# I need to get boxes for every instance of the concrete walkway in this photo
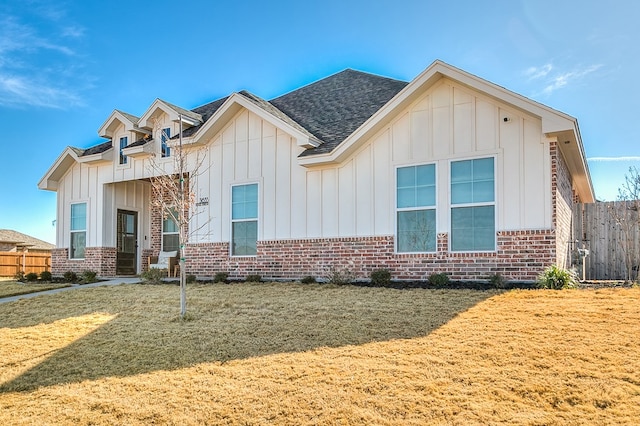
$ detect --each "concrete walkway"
[0,277,141,304]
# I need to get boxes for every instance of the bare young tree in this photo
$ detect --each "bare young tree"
[609,166,640,282]
[147,115,209,317]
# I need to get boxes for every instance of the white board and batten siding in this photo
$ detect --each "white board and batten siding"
[57,77,554,251]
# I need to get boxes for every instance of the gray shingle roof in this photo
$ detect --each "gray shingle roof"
[270,69,408,155]
[75,68,408,157]
[80,141,112,156]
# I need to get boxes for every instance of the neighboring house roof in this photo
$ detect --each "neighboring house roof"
[0,229,54,251]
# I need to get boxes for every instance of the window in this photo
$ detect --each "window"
[70,203,86,259]
[396,164,436,252]
[161,127,171,158]
[231,183,258,256]
[119,136,128,165]
[162,208,180,252]
[450,157,495,251]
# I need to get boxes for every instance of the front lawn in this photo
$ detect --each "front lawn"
[0,281,71,298]
[0,283,638,424]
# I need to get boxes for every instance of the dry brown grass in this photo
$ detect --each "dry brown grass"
[0,283,638,425]
[0,281,70,298]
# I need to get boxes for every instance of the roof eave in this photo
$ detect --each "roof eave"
[38,147,80,191]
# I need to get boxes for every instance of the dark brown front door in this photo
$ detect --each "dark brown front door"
[116,210,138,275]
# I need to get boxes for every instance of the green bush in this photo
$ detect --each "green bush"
[428,272,450,287]
[40,271,53,282]
[63,271,78,283]
[25,272,39,282]
[245,274,262,282]
[186,274,197,284]
[213,272,229,283]
[81,270,98,284]
[370,268,392,286]
[537,265,578,289]
[300,276,317,284]
[140,268,166,285]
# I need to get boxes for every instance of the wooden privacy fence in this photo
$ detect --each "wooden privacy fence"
[0,251,51,277]
[573,201,639,281]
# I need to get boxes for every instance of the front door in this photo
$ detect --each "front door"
[116,210,137,275]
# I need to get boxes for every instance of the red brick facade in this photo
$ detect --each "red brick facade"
[52,247,116,277]
[550,141,577,269]
[177,230,554,282]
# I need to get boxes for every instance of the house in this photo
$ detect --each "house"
[38,60,595,281]
[0,229,55,253]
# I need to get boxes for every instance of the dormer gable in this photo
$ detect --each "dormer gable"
[98,110,146,139]
[137,99,203,131]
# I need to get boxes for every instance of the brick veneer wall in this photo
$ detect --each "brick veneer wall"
[182,230,555,282]
[52,247,116,277]
[551,141,576,269]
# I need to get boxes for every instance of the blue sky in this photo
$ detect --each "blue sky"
[1,0,638,244]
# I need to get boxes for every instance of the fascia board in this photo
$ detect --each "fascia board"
[98,110,140,138]
[299,60,586,167]
[138,99,201,130]
[188,93,312,147]
[38,147,79,191]
[77,147,114,164]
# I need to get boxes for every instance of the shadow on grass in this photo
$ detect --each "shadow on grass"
[0,283,498,393]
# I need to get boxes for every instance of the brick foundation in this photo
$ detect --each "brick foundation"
[52,247,116,277]
[181,229,555,282]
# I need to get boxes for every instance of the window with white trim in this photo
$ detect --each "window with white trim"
[231,183,258,256]
[162,208,179,252]
[450,157,495,251]
[70,203,86,259]
[119,136,128,164]
[396,164,436,252]
[161,127,171,158]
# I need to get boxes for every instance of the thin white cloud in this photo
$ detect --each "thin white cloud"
[524,63,552,80]
[527,63,603,97]
[588,156,640,162]
[0,10,86,109]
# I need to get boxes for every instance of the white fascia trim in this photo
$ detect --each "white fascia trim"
[98,110,142,139]
[299,60,582,167]
[38,147,80,191]
[77,147,114,164]
[138,99,202,130]
[186,93,315,148]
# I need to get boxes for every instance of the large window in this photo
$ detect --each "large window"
[161,127,171,158]
[119,136,128,165]
[450,157,495,251]
[231,183,258,256]
[396,164,436,252]
[162,208,179,252]
[70,203,86,259]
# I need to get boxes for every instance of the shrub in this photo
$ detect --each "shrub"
[40,271,53,282]
[63,271,78,283]
[325,266,354,285]
[14,271,25,282]
[428,272,450,287]
[213,272,229,283]
[489,273,507,289]
[186,274,197,284]
[25,272,39,282]
[245,274,262,282]
[537,265,578,289]
[370,268,392,286]
[300,275,317,284]
[140,268,165,285]
[81,270,98,284]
